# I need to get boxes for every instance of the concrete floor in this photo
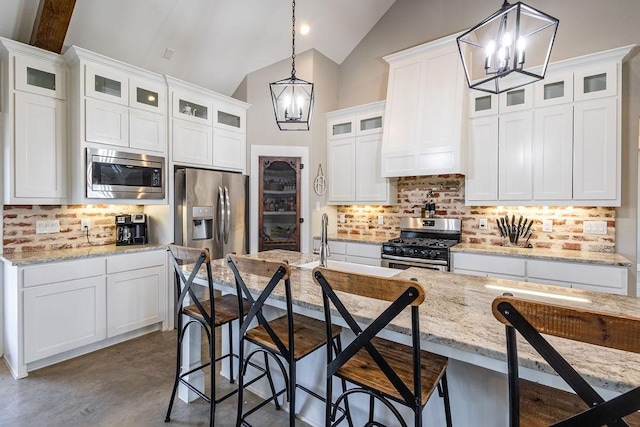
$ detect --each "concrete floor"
[0,330,310,426]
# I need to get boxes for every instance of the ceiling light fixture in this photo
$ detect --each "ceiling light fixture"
[456,1,559,94]
[269,0,314,131]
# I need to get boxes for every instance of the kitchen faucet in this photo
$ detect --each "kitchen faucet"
[319,213,330,267]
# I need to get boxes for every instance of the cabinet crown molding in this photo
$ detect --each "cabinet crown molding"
[546,44,636,74]
[165,74,251,109]
[0,37,65,63]
[325,100,385,119]
[383,31,463,64]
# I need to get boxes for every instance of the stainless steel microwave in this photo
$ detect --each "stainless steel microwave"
[86,148,164,199]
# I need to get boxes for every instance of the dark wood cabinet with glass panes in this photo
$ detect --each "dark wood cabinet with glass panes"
[258,156,301,251]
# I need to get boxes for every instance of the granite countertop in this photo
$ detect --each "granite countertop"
[0,244,167,266]
[205,249,640,394]
[451,243,632,267]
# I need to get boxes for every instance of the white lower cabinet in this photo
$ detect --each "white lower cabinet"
[452,252,628,295]
[3,249,167,378]
[313,240,381,266]
[106,250,166,338]
[24,276,106,363]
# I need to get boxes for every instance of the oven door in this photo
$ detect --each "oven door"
[381,256,449,272]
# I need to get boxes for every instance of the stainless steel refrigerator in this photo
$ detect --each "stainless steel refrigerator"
[174,167,248,259]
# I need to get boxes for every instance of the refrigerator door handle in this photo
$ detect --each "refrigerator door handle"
[217,186,225,242]
[224,186,231,244]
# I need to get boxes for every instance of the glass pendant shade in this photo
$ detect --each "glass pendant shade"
[457,1,559,94]
[270,76,314,131]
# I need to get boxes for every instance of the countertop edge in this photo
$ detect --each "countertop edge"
[450,243,632,267]
[0,244,167,266]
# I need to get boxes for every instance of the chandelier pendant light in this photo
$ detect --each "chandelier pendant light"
[270,0,314,131]
[456,1,559,94]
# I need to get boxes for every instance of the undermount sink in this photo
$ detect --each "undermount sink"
[297,260,400,278]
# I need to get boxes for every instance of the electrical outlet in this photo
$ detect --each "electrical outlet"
[81,219,91,231]
[542,219,553,232]
[478,218,488,230]
[377,215,384,225]
[339,214,345,223]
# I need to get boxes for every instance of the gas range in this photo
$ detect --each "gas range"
[381,218,461,271]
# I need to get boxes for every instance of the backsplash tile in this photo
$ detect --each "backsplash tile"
[336,175,616,253]
[3,205,144,254]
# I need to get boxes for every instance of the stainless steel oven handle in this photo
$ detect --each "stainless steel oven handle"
[381,254,448,265]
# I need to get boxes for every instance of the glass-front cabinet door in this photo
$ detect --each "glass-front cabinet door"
[14,55,67,100]
[129,77,166,113]
[258,156,301,252]
[84,64,129,105]
[172,91,212,125]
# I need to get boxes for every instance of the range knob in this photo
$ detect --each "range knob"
[394,246,403,255]
[428,250,437,258]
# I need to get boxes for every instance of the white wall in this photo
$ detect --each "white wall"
[235,49,339,249]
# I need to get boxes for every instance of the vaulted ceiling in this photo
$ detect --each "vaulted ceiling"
[1,0,396,96]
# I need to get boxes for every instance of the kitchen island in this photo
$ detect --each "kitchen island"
[200,250,640,426]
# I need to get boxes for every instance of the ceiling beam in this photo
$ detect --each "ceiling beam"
[30,0,77,53]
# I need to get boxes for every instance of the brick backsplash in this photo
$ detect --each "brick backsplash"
[336,175,616,253]
[3,205,144,254]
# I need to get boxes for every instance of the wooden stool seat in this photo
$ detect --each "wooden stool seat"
[183,294,251,326]
[336,336,448,405]
[246,312,341,361]
[518,379,640,427]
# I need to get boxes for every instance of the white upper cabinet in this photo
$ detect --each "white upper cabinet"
[14,54,67,100]
[573,97,618,201]
[465,45,633,207]
[381,35,466,177]
[498,111,533,201]
[64,46,168,155]
[574,62,618,101]
[326,101,396,205]
[166,76,249,174]
[533,105,573,201]
[84,63,129,105]
[534,71,574,107]
[0,38,69,204]
[469,92,498,118]
[498,85,533,113]
[466,116,498,202]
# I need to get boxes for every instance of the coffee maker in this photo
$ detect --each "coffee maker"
[115,213,148,246]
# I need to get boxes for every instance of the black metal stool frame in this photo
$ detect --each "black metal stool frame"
[227,256,347,427]
[495,297,640,427]
[165,246,241,427]
[314,270,452,427]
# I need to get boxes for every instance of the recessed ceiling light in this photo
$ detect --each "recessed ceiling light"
[300,23,310,35]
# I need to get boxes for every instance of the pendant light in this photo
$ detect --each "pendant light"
[270,0,314,131]
[456,1,559,94]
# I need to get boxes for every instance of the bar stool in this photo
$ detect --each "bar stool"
[313,267,452,427]
[492,294,640,426]
[226,254,344,427]
[164,245,250,427]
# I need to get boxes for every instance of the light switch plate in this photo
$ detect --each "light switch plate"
[478,218,487,230]
[583,220,607,235]
[36,220,60,234]
[339,214,345,223]
[542,219,553,232]
[377,215,384,225]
